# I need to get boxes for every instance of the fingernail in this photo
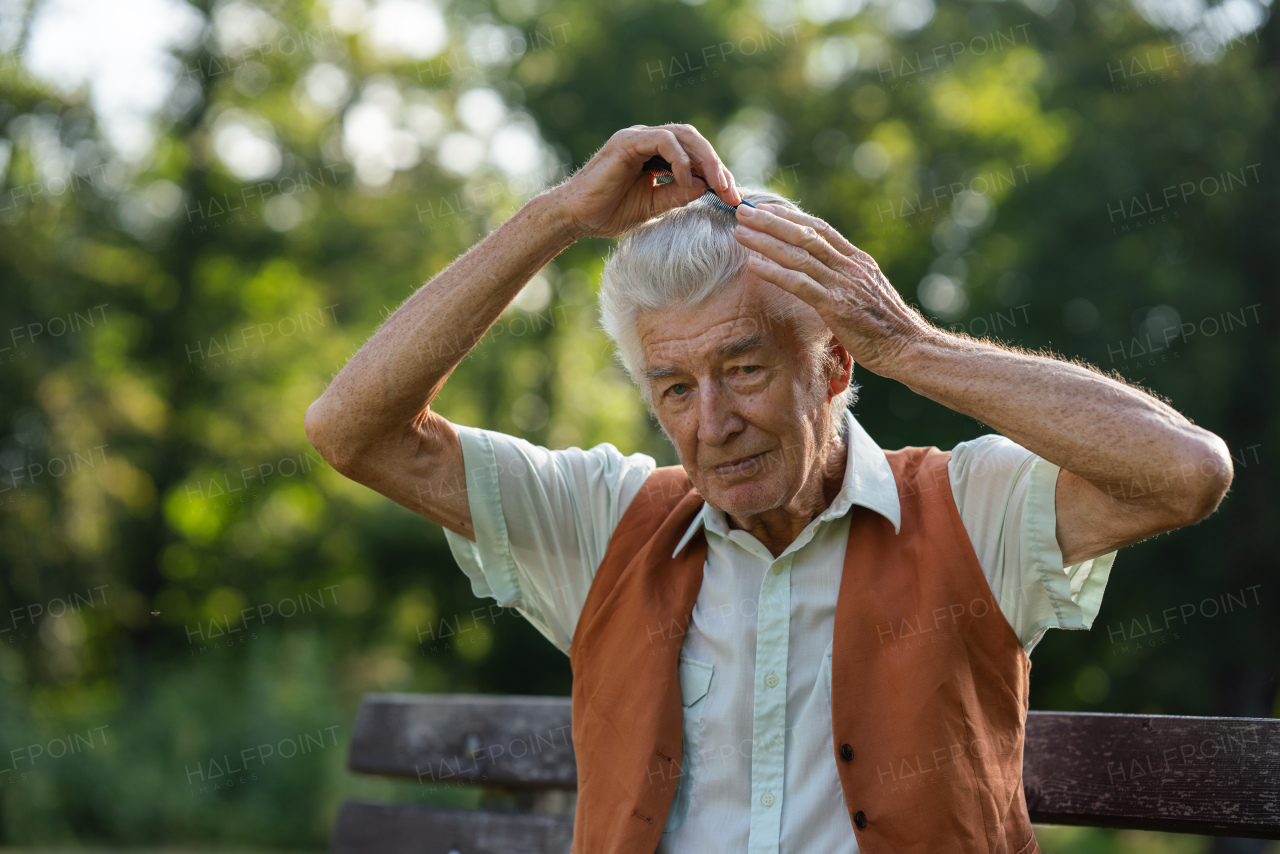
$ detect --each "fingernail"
[737,203,756,216]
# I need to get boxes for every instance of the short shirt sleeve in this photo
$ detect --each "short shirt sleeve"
[441,425,657,655]
[948,434,1118,656]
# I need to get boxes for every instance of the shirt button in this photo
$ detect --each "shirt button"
[854,810,867,828]
[765,672,779,688]
[840,743,854,761]
[771,563,782,575]
[761,793,775,807]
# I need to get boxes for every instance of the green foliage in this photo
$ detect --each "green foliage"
[0,0,1276,847]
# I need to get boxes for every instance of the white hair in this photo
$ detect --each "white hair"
[598,188,858,433]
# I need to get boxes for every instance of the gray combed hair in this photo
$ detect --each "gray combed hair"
[598,188,858,433]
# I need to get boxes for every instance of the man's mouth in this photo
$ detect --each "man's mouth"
[713,452,766,476]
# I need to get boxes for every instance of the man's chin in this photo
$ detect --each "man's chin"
[703,478,783,519]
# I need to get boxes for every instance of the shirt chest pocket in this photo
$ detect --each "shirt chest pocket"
[662,657,714,833]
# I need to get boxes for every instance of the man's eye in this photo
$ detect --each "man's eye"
[738,365,761,375]
[666,383,688,397]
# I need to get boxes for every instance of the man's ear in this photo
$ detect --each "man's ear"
[827,339,853,400]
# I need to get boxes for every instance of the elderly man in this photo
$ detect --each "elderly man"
[305,124,1232,854]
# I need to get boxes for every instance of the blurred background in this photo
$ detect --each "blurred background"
[0,0,1276,850]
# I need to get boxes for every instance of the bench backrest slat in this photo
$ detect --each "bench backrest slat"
[348,694,577,787]
[1023,710,1280,837]
[334,801,573,854]
[346,695,1280,837]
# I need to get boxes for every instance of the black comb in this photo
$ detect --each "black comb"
[642,155,755,213]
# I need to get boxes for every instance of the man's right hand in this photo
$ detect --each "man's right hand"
[306,124,740,541]
[551,124,742,241]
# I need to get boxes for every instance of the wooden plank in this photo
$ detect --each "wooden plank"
[1024,711,1280,838]
[347,694,575,787]
[345,695,1280,837]
[331,801,573,854]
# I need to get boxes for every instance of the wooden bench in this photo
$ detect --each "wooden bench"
[331,694,1280,853]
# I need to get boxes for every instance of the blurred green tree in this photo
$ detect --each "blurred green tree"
[0,0,1274,849]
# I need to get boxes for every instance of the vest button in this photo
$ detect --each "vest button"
[854,810,867,829]
[840,743,854,761]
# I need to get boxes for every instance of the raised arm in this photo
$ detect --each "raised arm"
[304,124,741,539]
[729,201,1233,567]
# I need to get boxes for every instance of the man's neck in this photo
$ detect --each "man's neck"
[726,428,849,559]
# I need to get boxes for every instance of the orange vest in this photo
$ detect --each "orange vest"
[568,446,1040,854]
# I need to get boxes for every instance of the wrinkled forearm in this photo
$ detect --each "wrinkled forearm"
[888,330,1232,521]
[306,190,576,465]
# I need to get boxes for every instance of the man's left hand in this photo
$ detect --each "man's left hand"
[732,202,937,377]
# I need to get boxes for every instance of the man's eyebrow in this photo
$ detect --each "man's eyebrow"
[644,365,680,382]
[716,331,766,360]
[642,331,767,383]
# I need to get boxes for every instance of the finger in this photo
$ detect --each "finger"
[658,129,699,190]
[665,123,741,205]
[745,253,830,309]
[734,206,849,277]
[626,127,700,190]
[663,123,725,190]
[735,223,844,291]
[757,204,860,259]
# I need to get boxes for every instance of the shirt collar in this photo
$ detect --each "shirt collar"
[671,408,902,558]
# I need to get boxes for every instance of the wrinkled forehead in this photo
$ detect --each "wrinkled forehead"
[636,275,808,375]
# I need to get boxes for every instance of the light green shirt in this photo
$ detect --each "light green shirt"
[443,408,1117,852]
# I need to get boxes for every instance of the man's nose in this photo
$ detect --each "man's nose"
[696,384,743,447]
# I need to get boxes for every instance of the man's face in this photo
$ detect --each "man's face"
[637,273,836,519]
